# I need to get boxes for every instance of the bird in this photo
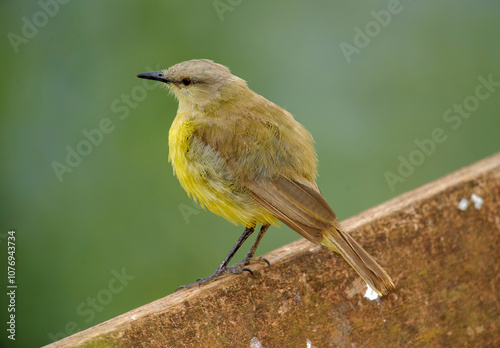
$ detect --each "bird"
[136,59,395,295]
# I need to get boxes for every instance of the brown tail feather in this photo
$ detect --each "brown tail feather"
[322,227,395,296]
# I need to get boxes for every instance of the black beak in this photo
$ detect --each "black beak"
[136,71,170,83]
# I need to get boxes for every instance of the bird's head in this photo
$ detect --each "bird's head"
[137,59,247,110]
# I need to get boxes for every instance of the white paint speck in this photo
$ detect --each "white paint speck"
[458,198,468,211]
[364,285,379,301]
[470,193,483,210]
[250,336,263,348]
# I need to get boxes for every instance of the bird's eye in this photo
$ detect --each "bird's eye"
[181,78,192,86]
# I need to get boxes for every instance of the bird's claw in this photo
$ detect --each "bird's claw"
[175,257,271,291]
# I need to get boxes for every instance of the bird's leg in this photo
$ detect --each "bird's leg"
[226,225,271,272]
[176,226,255,290]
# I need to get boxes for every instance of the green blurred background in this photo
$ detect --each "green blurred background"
[1,1,499,346]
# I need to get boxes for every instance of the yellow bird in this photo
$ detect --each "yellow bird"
[137,59,394,295]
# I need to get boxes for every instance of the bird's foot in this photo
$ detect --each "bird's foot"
[175,255,271,291]
[225,254,271,273]
[175,264,254,291]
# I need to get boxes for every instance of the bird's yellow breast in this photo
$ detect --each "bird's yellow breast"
[168,112,277,227]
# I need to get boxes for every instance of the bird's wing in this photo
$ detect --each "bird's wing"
[193,97,338,243]
[245,175,337,243]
